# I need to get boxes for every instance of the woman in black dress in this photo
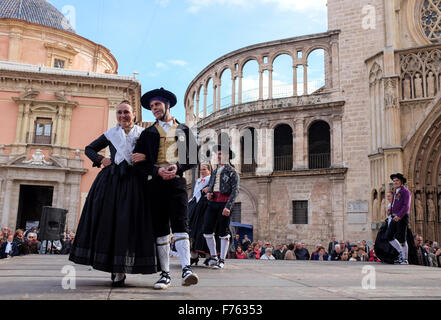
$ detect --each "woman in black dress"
[188,164,212,265]
[69,101,156,287]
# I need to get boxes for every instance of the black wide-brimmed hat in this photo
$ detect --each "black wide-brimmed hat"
[390,173,407,184]
[141,88,177,110]
[214,144,235,160]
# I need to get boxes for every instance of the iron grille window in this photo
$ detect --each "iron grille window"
[54,59,65,69]
[293,201,308,224]
[34,118,52,145]
[231,203,242,223]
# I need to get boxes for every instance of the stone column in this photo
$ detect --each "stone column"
[294,118,307,169]
[332,115,343,168]
[213,85,217,112]
[230,126,241,172]
[8,27,23,62]
[330,38,340,89]
[21,104,31,143]
[196,96,200,120]
[56,106,64,146]
[293,66,298,96]
[231,77,236,106]
[15,104,24,144]
[238,74,243,104]
[1,180,13,228]
[256,177,272,240]
[217,83,221,111]
[56,182,65,209]
[203,87,208,117]
[256,123,273,175]
[259,70,264,100]
[268,69,273,99]
[303,65,308,95]
[384,77,401,147]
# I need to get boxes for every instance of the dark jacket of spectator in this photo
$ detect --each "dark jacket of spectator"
[273,248,287,260]
[328,241,338,256]
[313,253,329,261]
[330,251,342,261]
[294,247,310,260]
[0,240,19,258]
[22,241,39,255]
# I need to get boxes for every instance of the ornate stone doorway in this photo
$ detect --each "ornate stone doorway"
[16,185,54,230]
[408,110,441,243]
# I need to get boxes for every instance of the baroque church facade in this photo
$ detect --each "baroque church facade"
[0,0,141,231]
[184,0,441,246]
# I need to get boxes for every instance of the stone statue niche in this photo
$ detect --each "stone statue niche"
[427,192,436,222]
[438,192,441,222]
[414,73,424,99]
[372,190,379,223]
[415,191,424,222]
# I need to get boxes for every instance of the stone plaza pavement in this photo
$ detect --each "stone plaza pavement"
[0,255,440,300]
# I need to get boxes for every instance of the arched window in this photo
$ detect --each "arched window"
[241,127,257,174]
[307,49,326,94]
[274,124,293,171]
[308,121,331,169]
[272,54,293,98]
[242,59,260,103]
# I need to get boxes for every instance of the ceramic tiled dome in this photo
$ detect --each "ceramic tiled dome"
[0,0,75,33]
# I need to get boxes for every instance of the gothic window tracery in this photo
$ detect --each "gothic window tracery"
[421,0,441,43]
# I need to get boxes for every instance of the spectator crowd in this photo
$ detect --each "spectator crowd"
[223,234,441,267]
[0,226,75,259]
[2,226,440,269]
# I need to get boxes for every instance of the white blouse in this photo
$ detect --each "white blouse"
[190,175,211,203]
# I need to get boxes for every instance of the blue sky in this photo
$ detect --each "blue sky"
[48,0,328,122]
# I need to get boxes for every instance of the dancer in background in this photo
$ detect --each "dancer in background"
[188,164,213,265]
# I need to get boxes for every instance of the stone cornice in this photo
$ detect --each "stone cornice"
[197,92,345,129]
[240,167,348,180]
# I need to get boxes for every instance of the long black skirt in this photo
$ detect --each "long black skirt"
[374,219,416,264]
[188,196,225,256]
[69,164,157,274]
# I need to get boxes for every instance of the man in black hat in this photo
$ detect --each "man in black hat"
[387,173,412,264]
[202,143,240,269]
[133,88,199,289]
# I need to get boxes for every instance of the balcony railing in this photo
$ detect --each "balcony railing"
[274,155,293,172]
[26,132,56,145]
[309,153,331,169]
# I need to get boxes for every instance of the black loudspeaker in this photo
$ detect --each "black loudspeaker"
[39,207,68,241]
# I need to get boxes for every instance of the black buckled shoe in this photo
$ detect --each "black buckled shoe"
[111,274,126,288]
[190,257,199,266]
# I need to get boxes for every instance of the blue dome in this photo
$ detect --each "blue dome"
[0,0,75,33]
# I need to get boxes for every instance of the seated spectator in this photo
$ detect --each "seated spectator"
[1,234,19,259]
[0,230,4,247]
[312,246,329,261]
[328,236,338,256]
[339,241,346,252]
[273,244,287,260]
[245,244,255,259]
[294,242,310,260]
[284,243,296,260]
[436,248,441,268]
[235,246,247,259]
[345,240,352,251]
[233,234,240,250]
[341,251,349,261]
[241,235,251,251]
[252,242,261,259]
[260,248,275,260]
[409,235,430,266]
[310,244,322,260]
[22,233,39,255]
[61,232,75,255]
[349,250,360,261]
[261,241,272,257]
[39,240,63,254]
[330,244,342,261]
[357,248,369,262]
[13,229,25,255]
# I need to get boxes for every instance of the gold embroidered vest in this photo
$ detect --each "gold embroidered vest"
[156,122,179,165]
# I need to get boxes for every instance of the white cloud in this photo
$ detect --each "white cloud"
[187,0,250,13]
[155,0,170,8]
[156,62,167,68]
[261,0,327,12]
[186,0,326,13]
[168,59,188,67]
